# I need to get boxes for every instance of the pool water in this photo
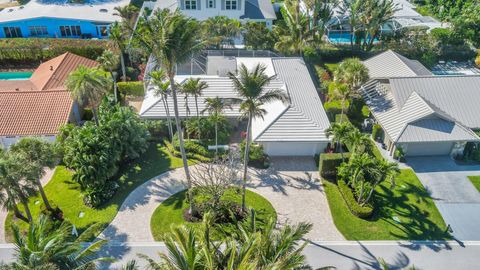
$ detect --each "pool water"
[328,33,379,44]
[0,72,33,80]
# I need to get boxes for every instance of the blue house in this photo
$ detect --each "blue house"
[0,0,130,39]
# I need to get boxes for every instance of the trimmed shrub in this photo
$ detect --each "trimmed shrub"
[335,114,351,124]
[372,124,383,142]
[117,81,145,97]
[337,180,374,219]
[361,105,370,118]
[165,139,211,162]
[319,152,351,179]
[324,100,345,120]
[240,141,270,169]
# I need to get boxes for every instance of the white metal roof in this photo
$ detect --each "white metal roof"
[363,50,432,79]
[140,57,330,143]
[0,0,129,23]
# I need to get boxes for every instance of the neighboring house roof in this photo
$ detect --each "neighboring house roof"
[361,79,479,144]
[363,50,432,78]
[0,91,72,136]
[0,52,98,137]
[140,57,330,143]
[0,0,130,24]
[241,0,276,20]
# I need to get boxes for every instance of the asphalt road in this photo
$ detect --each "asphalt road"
[2,241,480,269]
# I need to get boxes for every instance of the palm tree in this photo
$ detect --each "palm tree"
[326,122,354,162]
[149,70,174,140]
[339,0,364,50]
[361,0,397,51]
[182,78,208,140]
[97,50,120,103]
[9,138,56,211]
[202,97,233,155]
[202,16,242,49]
[346,128,371,154]
[134,9,205,214]
[329,81,353,123]
[65,66,111,126]
[229,64,288,212]
[334,58,369,91]
[363,159,399,205]
[349,152,377,188]
[113,4,139,35]
[109,21,127,83]
[304,0,337,42]
[274,6,313,56]
[11,215,110,269]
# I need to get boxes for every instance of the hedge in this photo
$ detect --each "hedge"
[0,38,114,65]
[164,139,210,162]
[337,180,374,218]
[117,81,145,97]
[319,152,351,179]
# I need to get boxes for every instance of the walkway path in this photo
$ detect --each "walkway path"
[100,157,344,242]
[0,168,55,243]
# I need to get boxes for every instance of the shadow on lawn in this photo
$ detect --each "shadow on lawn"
[372,183,450,241]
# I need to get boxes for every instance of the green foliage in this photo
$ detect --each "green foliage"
[117,81,144,97]
[372,124,383,142]
[468,176,480,192]
[337,180,374,218]
[201,16,241,49]
[240,141,269,169]
[361,105,370,118]
[324,100,346,120]
[186,116,231,145]
[172,134,209,156]
[143,120,169,139]
[60,99,149,206]
[319,152,351,179]
[0,38,112,65]
[164,139,210,162]
[335,114,351,124]
[243,22,276,50]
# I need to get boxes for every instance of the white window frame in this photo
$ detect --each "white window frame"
[185,0,197,10]
[226,0,237,10]
[208,0,214,8]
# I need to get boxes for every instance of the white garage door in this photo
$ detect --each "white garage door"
[260,142,328,156]
[404,142,454,157]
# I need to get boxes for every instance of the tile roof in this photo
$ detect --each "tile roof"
[0,91,72,136]
[363,50,432,78]
[0,80,37,92]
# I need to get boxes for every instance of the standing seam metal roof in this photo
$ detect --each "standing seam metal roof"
[363,50,432,79]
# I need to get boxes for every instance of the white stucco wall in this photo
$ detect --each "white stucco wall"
[259,141,329,156]
[181,0,245,20]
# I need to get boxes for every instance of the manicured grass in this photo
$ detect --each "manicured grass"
[324,63,339,74]
[323,169,450,240]
[5,143,183,242]
[468,176,480,192]
[151,189,276,241]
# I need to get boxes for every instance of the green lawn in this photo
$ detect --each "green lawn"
[5,143,184,242]
[468,176,480,192]
[324,63,339,74]
[151,189,276,241]
[323,169,450,240]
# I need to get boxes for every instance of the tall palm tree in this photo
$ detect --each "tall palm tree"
[326,122,354,162]
[274,6,313,56]
[349,152,377,188]
[182,78,208,118]
[363,158,399,205]
[149,70,174,140]
[329,81,353,123]
[334,58,369,91]
[97,49,120,103]
[10,138,56,211]
[361,0,397,51]
[346,128,371,154]
[113,4,139,35]
[202,16,242,49]
[229,64,288,212]
[65,66,111,126]
[134,9,205,213]
[339,0,364,50]
[202,97,233,155]
[11,215,110,269]
[109,22,127,83]
[304,0,337,42]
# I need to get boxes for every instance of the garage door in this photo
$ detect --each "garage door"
[404,142,454,156]
[260,142,328,156]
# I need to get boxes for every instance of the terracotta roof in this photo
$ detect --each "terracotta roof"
[0,91,73,136]
[30,52,99,90]
[0,80,37,92]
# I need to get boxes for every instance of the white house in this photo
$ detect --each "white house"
[140,54,331,156]
[361,51,480,157]
[142,0,276,28]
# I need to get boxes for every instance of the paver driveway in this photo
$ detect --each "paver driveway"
[100,157,344,242]
[407,156,480,240]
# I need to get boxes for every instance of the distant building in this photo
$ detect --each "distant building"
[142,0,276,29]
[0,53,98,148]
[0,0,129,39]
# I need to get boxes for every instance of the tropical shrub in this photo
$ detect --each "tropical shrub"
[117,81,145,97]
[163,139,211,162]
[143,120,169,139]
[185,116,231,145]
[324,100,344,120]
[243,22,276,50]
[240,141,269,169]
[172,134,209,157]
[337,180,374,218]
[319,152,351,179]
[372,124,383,142]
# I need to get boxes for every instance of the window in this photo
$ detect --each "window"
[60,25,81,37]
[3,27,22,38]
[99,26,108,37]
[226,0,237,10]
[208,0,214,8]
[28,26,48,36]
[185,0,197,10]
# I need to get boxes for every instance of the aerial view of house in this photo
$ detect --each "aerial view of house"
[0,0,130,38]
[0,0,480,269]
[0,52,97,147]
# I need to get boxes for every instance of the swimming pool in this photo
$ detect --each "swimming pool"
[327,33,379,44]
[0,72,33,80]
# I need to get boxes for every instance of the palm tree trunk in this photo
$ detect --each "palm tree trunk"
[363,180,379,206]
[340,99,345,124]
[169,75,194,214]
[92,107,100,126]
[111,72,118,103]
[215,120,218,157]
[195,96,200,140]
[6,190,27,222]
[21,198,32,223]
[36,179,52,211]
[164,96,174,140]
[120,52,127,82]
[241,114,252,212]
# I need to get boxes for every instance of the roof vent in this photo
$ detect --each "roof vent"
[50,66,54,71]
[8,8,14,12]
[99,8,108,13]
[15,88,19,91]
[19,6,24,9]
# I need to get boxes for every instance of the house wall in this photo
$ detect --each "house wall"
[0,17,111,39]
[398,141,455,157]
[259,141,328,156]
[0,135,56,149]
[180,0,245,20]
